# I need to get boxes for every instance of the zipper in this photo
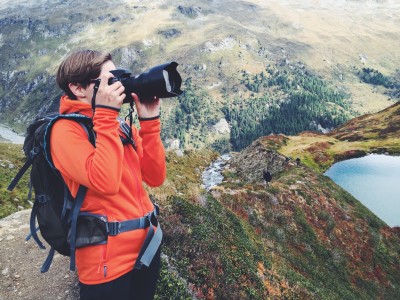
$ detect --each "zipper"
[97,244,108,278]
[77,212,108,277]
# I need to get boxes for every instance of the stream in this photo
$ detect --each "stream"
[201,153,231,190]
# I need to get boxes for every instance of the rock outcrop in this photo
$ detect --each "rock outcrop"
[230,137,295,183]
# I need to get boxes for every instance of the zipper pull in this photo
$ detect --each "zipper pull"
[103,264,107,277]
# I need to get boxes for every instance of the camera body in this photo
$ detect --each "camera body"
[108,62,183,103]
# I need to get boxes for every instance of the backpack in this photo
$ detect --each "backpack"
[7,113,96,272]
[7,112,162,273]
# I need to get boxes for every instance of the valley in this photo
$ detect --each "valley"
[0,1,400,299]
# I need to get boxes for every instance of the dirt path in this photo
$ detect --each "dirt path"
[0,210,79,300]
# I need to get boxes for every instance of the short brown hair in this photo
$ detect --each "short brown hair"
[56,50,112,99]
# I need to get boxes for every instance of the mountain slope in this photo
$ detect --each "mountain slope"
[1,104,400,299]
[1,0,400,151]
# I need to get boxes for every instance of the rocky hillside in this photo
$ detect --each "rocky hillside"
[1,102,400,299]
[1,0,400,150]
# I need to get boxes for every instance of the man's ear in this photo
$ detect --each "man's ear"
[68,83,85,99]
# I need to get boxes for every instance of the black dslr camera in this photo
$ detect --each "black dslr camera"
[108,62,183,103]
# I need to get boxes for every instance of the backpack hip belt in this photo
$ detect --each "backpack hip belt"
[73,204,162,270]
[105,205,162,269]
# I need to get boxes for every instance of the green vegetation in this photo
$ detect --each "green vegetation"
[358,68,400,99]
[161,78,221,150]
[224,66,352,150]
[155,260,193,300]
[160,64,354,152]
[358,68,399,89]
[161,194,270,299]
[220,163,400,299]
[0,143,31,218]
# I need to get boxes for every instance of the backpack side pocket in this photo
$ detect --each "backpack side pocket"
[75,213,108,248]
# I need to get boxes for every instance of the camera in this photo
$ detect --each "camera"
[108,62,183,103]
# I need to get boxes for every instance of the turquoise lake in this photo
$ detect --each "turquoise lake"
[324,154,400,227]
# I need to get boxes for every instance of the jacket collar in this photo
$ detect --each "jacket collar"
[59,95,92,118]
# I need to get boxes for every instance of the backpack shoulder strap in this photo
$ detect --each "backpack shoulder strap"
[39,113,94,272]
[43,113,95,168]
[68,185,88,271]
[7,114,57,191]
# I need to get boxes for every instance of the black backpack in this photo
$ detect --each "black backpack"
[9,112,162,274]
[7,112,136,273]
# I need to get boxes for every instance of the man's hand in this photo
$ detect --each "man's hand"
[95,73,126,109]
[132,94,161,119]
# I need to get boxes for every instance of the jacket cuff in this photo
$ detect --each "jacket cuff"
[139,117,161,134]
[95,105,121,112]
[138,115,160,121]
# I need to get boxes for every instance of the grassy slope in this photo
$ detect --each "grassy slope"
[279,102,400,173]
[1,103,400,298]
[150,102,400,298]
[0,143,31,218]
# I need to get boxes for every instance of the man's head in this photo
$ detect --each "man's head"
[56,50,112,100]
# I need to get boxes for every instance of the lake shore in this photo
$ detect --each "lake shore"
[325,154,400,227]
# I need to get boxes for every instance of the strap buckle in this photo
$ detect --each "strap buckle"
[29,146,41,159]
[36,194,50,203]
[154,203,160,216]
[107,222,120,236]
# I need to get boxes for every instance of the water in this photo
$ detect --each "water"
[325,154,400,227]
[201,154,231,190]
[0,124,24,144]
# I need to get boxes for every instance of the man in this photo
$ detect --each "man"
[52,49,166,299]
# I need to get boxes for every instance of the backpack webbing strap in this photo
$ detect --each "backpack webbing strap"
[102,205,162,269]
[27,200,46,250]
[7,159,31,191]
[134,213,162,269]
[69,185,88,271]
[40,247,55,273]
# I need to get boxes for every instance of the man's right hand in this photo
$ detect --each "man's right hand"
[95,72,126,109]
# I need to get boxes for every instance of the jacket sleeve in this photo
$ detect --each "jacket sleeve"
[50,108,124,196]
[133,118,166,187]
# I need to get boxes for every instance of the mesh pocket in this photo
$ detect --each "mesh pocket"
[75,213,108,248]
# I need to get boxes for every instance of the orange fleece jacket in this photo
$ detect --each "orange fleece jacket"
[50,95,166,284]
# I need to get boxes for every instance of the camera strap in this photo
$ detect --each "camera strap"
[91,79,101,112]
[125,99,135,141]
